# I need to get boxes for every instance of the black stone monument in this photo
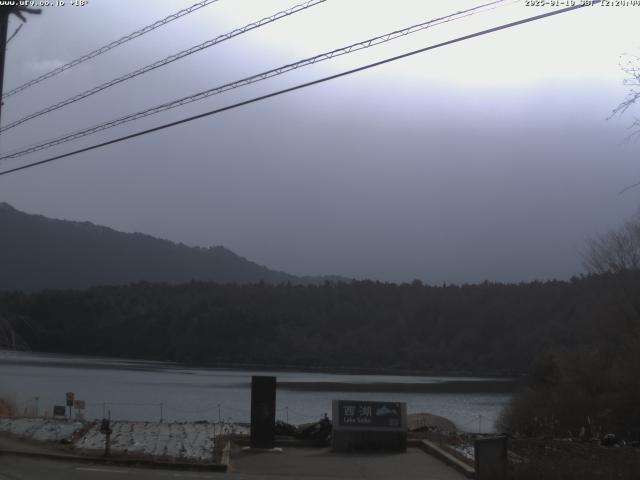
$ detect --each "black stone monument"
[250,375,276,449]
[475,436,508,480]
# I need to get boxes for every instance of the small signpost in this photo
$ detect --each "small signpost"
[66,392,75,419]
[74,399,86,420]
[332,400,407,452]
[53,405,66,418]
[100,417,112,457]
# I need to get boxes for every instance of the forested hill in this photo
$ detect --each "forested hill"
[3,272,639,375]
[0,203,341,291]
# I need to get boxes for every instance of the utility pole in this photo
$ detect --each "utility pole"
[0,4,41,126]
[0,7,10,127]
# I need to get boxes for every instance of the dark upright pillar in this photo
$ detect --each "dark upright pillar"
[250,376,276,448]
[475,436,508,480]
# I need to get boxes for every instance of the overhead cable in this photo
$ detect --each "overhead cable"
[0,0,513,159]
[0,0,327,134]
[0,1,601,178]
[2,0,221,99]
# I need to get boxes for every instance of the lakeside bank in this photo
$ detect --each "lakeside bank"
[1,350,511,432]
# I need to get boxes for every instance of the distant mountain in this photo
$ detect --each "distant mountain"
[0,203,344,291]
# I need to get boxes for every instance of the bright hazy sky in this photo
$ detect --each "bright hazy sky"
[1,0,639,283]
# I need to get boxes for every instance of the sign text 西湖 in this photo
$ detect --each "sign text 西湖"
[337,400,402,428]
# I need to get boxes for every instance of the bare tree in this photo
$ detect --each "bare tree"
[0,315,27,351]
[611,52,640,140]
[583,211,640,273]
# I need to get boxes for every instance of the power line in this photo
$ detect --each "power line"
[0,0,327,134]
[0,1,601,178]
[1,0,220,100]
[5,22,22,46]
[0,0,513,160]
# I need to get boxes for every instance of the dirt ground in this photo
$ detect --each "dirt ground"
[416,429,640,480]
[508,438,640,480]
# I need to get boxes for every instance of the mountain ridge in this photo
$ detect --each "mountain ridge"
[0,202,345,291]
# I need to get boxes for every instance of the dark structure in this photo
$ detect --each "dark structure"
[474,436,507,480]
[52,405,66,417]
[250,376,276,449]
[0,4,41,125]
[332,400,407,452]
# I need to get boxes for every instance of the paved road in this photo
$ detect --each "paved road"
[231,447,466,479]
[0,433,69,455]
[0,455,221,480]
[0,448,466,480]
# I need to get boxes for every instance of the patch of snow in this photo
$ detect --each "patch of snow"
[0,418,83,442]
[73,420,248,461]
[0,417,249,461]
[452,443,475,461]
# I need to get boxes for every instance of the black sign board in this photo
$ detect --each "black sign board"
[475,436,508,480]
[250,376,276,449]
[53,405,66,417]
[332,400,407,452]
[337,400,402,428]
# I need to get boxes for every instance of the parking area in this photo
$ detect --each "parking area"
[229,447,467,480]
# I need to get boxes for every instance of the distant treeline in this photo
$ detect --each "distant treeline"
[2,272,638,376]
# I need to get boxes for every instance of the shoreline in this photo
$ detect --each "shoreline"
[277,379,520,394]
[0,349,522,379]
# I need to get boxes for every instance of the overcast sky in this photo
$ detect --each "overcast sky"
[1,0,639,284]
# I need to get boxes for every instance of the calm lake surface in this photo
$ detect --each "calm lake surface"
[0,351,511,433]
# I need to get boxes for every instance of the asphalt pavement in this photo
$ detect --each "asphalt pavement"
[0,447,468,479]
[0,454,219,479]
[231,447,467,479]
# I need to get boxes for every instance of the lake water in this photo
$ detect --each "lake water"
[0,350,511,433]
